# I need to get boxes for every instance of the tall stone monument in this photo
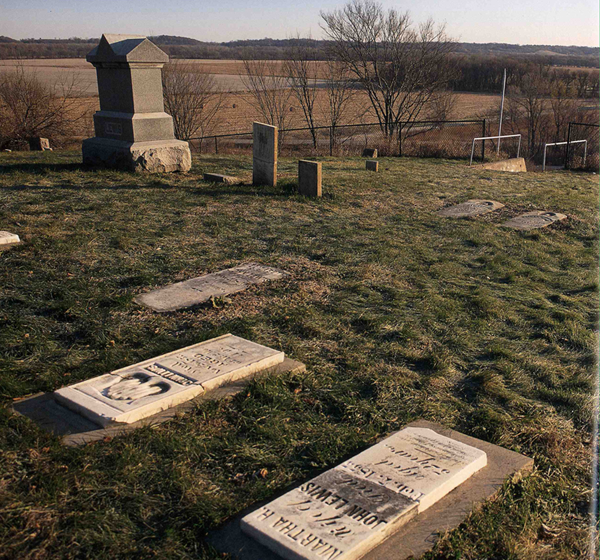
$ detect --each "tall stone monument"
[253,122,278,186]
[82,34,191,173]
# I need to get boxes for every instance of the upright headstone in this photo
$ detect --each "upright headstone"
[362,148,377,158]
[298,160,322,197]
[241,427,487,560]
[29,138,51,151]
[366,160,378,172]
[253,122,278,186]
[82,34,191,173]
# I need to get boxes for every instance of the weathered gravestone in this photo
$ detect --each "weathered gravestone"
[82,34,191,173]
[298,160,322,197]
[365,160,378,172]
[241,427,487,560]
[437,199,505,218]
[253,122,278,186]
[0,231,20,245]
[204,173,240,185]
[362,148,377,158]
[29,138,51,151]
[54,334,284,427]
[135,263,287,312]
[502,211,567,231]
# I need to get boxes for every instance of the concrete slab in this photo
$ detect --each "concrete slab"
[437,200,504,218]
[135,263,288,312]
[13,357,305,446]
[208,420,533,560]
[502,211,567,230]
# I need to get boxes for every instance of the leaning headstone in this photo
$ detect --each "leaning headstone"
[502,211,567,231]
[135,262,287,312]
[253,122,278,186]
[438,199,504,218]
[362,148,377,158]
[242,427,486,560]
[366,160,378,172]
[54,334,284,427]
[298,160,322,197]
[0,231,20,245]
[82,34,191,173]
[203,173,240,185]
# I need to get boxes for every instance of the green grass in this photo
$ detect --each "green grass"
[0,150,597,559]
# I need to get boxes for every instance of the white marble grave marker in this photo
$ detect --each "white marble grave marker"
[437,200,504,218]
[0,231,20,245]
[502,211,567,231]
[135,263,287,312]
[54,334,284,427]
[241,427,487,560]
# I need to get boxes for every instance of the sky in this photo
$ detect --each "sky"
[1,0,598,47]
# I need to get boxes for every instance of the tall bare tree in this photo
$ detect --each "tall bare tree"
[320,0,456,137]
[162,61,224,144]
[322,58,358,149]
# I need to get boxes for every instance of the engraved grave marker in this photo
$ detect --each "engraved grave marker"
[437,199,504,218]
[502,211,567,230]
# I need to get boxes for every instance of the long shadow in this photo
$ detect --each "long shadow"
[0,162,87,174]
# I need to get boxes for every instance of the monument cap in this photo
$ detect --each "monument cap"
[87,34,169,64]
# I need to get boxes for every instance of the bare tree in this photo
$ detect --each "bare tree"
[240,51,292,135]
[320,0,456,138]
[162,61,224,145]
[0,64,87,149]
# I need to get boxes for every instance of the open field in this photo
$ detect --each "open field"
[0,151,597,559]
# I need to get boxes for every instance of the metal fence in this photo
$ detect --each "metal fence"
[565,122,600,171]
[190,120,486,160]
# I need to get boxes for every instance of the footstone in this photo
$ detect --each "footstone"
[298,160,322,197]
[438,199,504,218]
[502,211,567,230]
[362,149,377,158]
[204,173,240,184]
[54,334,284,427]
[253,122,278,186]
[135,263,287,312]
[365,160,378,172]
[0,231,20,245]
[241,427,487,560]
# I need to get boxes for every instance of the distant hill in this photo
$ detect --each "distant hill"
[0,36,17,43]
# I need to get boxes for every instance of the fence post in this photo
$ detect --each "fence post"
[330,126,334,157]
[481,119,486,162]
[214,137,218,155]
[565,122,572,170]
[398,124,402,157]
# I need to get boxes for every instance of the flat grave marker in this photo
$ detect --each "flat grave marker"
[437,199,504,218]
[204,173,240,184]
[241,427,487,560]
[298,160,322,197]
[502,211,567,230]
[54,334,284,427]
[0,231,20,245]
[135,263,287,312]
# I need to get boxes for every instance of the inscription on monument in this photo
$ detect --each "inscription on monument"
[53,334,285,426]
[241,427,487,560]
[104,122,123,136]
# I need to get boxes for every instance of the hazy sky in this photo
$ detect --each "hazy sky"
[1,0,598,46]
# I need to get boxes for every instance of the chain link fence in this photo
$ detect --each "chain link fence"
[190,120,486,160]
[566,122,599,171]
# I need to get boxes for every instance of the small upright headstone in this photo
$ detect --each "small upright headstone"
[54,334,285,426]
[362,148,377,158]
[0,231,20,245]
[502,211,567,230]
[253,122,278,186]
[298,160,322,197]
[241,427,487,560]
[366,160,378,172]
[82,34,191,173]
[438,199,504,218]
[29,138,51,151]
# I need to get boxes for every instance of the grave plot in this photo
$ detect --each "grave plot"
[437,200,504,218]
[53,334,285,427]
[0,231,20,245]
[241,427,487,560]
[502,211,567,230]
[135,263,287,312]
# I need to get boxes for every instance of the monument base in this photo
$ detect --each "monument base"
[82,137,191,173]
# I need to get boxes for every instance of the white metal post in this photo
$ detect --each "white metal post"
[497,68,507,155]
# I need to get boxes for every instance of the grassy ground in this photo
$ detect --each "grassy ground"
[0,151,597,559]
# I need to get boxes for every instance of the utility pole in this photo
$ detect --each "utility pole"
[497,68,507,155]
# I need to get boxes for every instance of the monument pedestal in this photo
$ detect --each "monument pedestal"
[83,137,191,173]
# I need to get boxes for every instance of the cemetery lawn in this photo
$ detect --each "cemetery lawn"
[0,150,597,559]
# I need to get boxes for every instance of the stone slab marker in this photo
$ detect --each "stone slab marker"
[135,263,287,312]
[438,199,504,218]
[203,173,240,184]
[365,160,378,172]
[82,34,191,173]
[253,122,278,186]
[54,334,284,427]
[477,158,527,173]
[0,231,20,245]
[502,211,567,230]
[298,160,322,197]
[241,427,486,560]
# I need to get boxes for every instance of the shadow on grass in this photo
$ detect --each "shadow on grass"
[0,162,86,174]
